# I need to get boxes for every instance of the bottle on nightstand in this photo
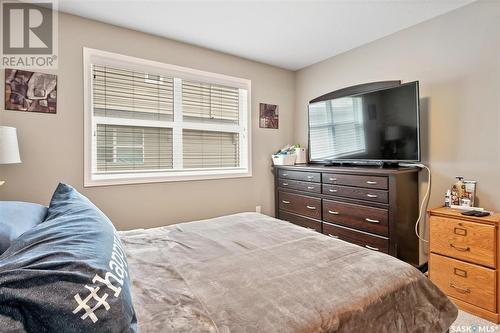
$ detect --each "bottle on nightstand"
[444,190,451,208]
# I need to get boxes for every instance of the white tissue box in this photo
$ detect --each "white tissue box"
[272,154,296,166]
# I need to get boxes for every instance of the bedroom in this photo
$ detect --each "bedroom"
[0,0,499,332]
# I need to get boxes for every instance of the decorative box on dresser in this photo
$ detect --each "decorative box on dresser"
[273,165,420,266]
[429,207,500,324]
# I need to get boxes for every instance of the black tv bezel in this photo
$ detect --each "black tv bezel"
[307,80,421,165]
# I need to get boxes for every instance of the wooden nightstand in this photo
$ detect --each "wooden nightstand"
[429,207,500,323]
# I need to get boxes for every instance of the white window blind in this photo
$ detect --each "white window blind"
[182,81,239,123]
[93,65,174,174]
[85,48,251,186]
[93,65,174,121]
[96,124,173,173]
[183,130,239,168]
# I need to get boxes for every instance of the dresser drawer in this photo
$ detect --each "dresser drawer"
[278,179,321,193]
[322,173,388,190]
[279,210,322,233]
[323,222,389,253]
[430,216,496,268]
[322,184,388,204]
[430,253,496,312]
[323,200,388,236]
[278,169,321,183]
[278,191,321,219]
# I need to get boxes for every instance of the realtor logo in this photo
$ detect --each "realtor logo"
[1,0,58,69]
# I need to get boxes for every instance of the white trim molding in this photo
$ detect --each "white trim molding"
[83,47,252,187]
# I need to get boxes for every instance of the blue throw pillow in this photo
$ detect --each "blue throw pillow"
[0,183,137,332]
[0,201,47,254]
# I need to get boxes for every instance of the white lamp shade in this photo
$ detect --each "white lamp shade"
[0,126,21,164]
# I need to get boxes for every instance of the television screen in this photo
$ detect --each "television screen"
[308,81,420,163]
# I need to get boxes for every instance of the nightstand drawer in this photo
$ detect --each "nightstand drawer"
[430,253,496,312]
[430,216,496,268]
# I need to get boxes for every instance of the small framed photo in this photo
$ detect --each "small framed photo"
[5,69,57,114]
[259,103,279,129]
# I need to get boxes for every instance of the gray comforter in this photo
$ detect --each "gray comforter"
[119,212,457,333]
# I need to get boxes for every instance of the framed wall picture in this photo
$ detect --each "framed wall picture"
[5,69,57,114]
[259,103,279,129]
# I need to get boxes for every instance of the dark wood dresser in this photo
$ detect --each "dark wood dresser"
[274,164,420,265]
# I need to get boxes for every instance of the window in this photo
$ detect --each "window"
[84,48,251,186]
[309,97,366,160]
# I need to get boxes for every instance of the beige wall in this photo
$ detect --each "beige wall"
[2,1,499,237]
[295,1,500,216]
[0,13,295,230]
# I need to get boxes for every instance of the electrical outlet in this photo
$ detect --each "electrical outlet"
[255,205,262,213]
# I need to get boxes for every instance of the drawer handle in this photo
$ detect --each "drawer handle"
[282,200,291,204]
[454,227,467,236]
[329,177,337,181]
[449,244,470,252]
[307,186,315,190]
[329,189,338,193]
[282,182,289,186]
[366,194,378,198]
[454,268,468,278]
[306,205,316,210]
[307,175,314,179]
[328,210,339,215]
[365,245,379,251]
[282,173,288,176]
[328,234,339,239]
[366,181,378,185]
[449,283,471,294]
[365,218,380,224]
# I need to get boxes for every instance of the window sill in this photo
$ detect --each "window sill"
[84,169,252,187]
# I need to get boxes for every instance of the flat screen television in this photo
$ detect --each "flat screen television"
[308,81,420,164]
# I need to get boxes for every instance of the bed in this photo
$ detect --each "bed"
[120,212,457,333]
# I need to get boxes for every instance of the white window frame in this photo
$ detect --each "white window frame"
[83,48,252,187]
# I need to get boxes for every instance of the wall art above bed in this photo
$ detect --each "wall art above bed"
[4,69,57,114]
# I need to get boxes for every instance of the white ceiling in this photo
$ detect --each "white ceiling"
[58,0,474,70]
